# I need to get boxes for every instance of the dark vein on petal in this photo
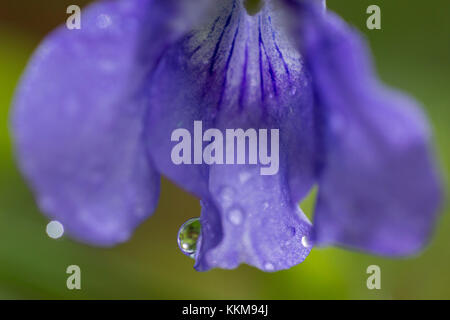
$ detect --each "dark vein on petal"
[209,1,236,75]
[209,17,221,36]
[189,45,202,58]
[259,16,278,97]
[238,41,249,112]
[217,20,241,109]
[268,16,290,77]
[188,16,221,58]
[258,16,265,102]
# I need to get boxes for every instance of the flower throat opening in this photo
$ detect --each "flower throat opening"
[244,0,264,16]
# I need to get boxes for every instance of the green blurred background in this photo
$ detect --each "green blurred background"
[0,0,449,299]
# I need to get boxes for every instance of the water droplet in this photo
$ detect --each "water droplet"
[301,235,311,248]
[239,171,252,184]
[218,186,234,209]
[177,218,201,258]
[228,208,243,225]
[290,87,297,96]
[97,14,112,29]
[46,221,64,239]
[264,262,275,271]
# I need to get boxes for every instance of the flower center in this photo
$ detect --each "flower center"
[244,0,264,16]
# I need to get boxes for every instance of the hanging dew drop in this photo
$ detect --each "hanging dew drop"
[177,218,201,259]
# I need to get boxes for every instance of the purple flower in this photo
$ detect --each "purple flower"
[11,0,442,272]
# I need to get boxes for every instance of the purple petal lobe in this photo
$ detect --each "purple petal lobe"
[11,0,164,246]
[288,2,443,254]
[195,163,312,272]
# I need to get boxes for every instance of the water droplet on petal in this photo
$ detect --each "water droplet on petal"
[264,262,275,271]
[301,235,311,248]
[218,186,234,209]
[46,221,64,239]
[97,14,112,29]
[239,171,252,184]
[228,208,243,225]
[177,218,201,259]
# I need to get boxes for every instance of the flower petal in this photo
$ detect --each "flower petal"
[287,1,443,254]
[12,0,220,245]
[145,1,317,270]
[11,0,165,245]
[195,163,313,272]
